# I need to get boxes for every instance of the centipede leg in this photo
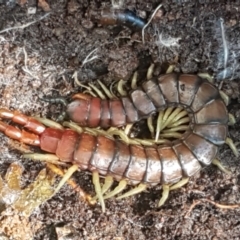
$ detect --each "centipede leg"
[53,164,79,194]
[158,178,189,207]
[101,176,114,195]
[219,90,229,106]
[117,79,127,96]
[228,113,236,125]
[147,115,155,139]
[169,178,189,190]
[92,171,105,212]
[147,63,154,80]
[23,153,64,165]
[33,117,64,130]
[197,73,214,83]
[225,137,239,157]
[97,80,114,99]
[131,71,138,90]
[155,111,164,141]
[103,179,128,200]
[116,183,147,200]
[212,159,231,174]
[158,185,170,207]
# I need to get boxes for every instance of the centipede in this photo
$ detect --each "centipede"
[0,70,238,213]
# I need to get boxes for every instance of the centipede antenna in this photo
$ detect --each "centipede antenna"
[103,179,127,200]
[158,185,170,207]
[54,164,79,195]
[146,63,155,80]
[34,117,64,130]
[88,83,106,100]
[97,80,114,99]
[117,79,127,96]
[225,137,239,157]
[212,159,231,174]
[155,111,164,141]
[169,178,189,190]
[142,4,162,43]
[228,113,236,125]
[131,71,138,90]
[92,171,105,213]
[116,183,147,199]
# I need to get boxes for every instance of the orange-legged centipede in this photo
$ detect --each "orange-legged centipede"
[0,72,237,212]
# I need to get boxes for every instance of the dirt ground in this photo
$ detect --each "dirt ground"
[0,0,240,239]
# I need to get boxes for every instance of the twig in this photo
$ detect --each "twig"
[219,18,228,79]
[22,46,39,79]
[142,4,162,44]
[0,13,51,34]
[81,48,99,67]
[185,198,240,218]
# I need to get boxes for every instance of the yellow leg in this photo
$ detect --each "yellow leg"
[155,111,164,141]
[228,113,236,125]
[53,164,79,194]
[158,185,170,207]
[97,80,114,99]
[219,90,229,106]
[158,178,189,207]
[116,183,147,199]
[212,159,231,174]
[92,171,105,212]
[197,73,214,83]
[131,71,138,90]
[101,176,114,195]
[117,79,127,96]
[161,108,182,129]
[23,153,66,165]
[33,117,64,130]
[169,178,189,190]
[147,115,155,138]
[147,63,155,80]
[103,179,127,200]
[88,83,106,100]
[225,137,239,157]
[163,125,189,133]
[63,121,83,134]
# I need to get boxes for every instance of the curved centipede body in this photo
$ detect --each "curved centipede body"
[0,72,235,212]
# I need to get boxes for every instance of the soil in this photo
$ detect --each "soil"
[0,0,240,239]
